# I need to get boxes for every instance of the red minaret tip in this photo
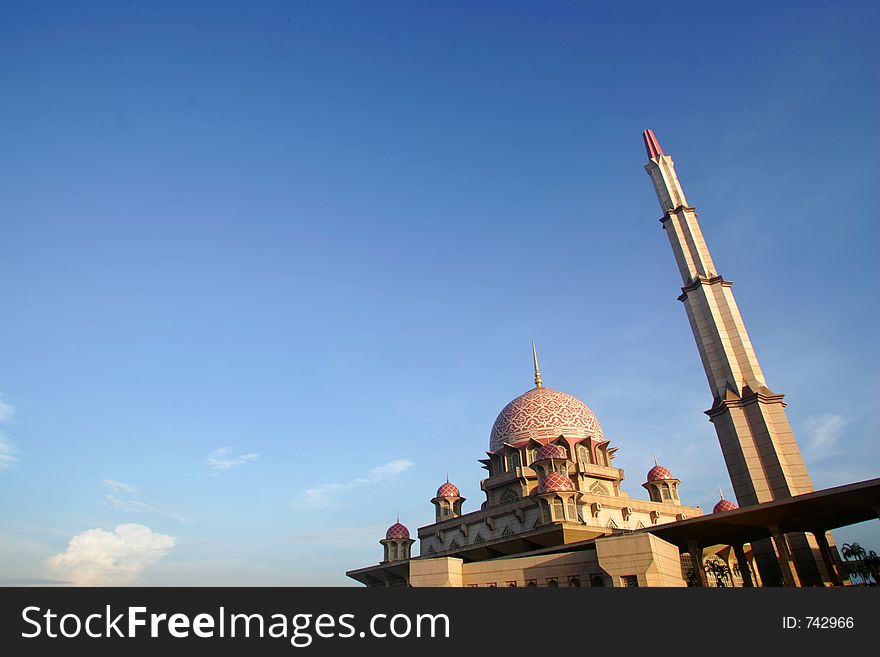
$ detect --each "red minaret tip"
[643,129,664,159]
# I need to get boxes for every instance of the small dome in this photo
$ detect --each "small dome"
[385,522,410,540]
[713,498,738,513]
[538,471,575,493]
[535,443,567,461]
[436,481,461,498]
[646,464,674,482]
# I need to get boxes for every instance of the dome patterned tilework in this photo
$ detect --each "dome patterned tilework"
[646,465,674,482]
[538,471,575,493]
[713,499,738,513]
[490,387,604,452]
[436,482,461,498]
[385,522,410,539]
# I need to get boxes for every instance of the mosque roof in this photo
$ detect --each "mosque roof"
[490,343,605,452]
[646,464,675,482]
[538,471,575,494]
[713,498,739,513]
[535,443,567,461]
[385,522,410,540]
[436,482,461,498]
[490,387,604,452]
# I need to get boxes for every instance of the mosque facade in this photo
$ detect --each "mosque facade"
[346,131,868,588]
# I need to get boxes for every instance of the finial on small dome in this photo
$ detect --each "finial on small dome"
[396,510,400,523]
[653,454,659,467]
[719,488,724,500]
[532,340,543,388]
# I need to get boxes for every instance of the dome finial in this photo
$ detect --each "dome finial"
[532,340,543,388]
[653,454,658,466]
[719,488,724,500]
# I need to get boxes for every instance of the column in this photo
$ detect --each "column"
[812,531,844,587]
[732,544,754,587]
[770,526,800,587]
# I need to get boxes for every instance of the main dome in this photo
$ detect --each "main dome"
[489,387,604,452]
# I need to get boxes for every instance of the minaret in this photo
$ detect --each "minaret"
[642,130,833,586]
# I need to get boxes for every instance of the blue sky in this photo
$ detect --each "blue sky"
[0,1,877,585]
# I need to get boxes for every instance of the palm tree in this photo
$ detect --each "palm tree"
[841,543,869,585]
[863,551,880,586]
[704,560,732,587]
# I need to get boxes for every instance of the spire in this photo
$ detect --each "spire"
[532,340,543,388]
[653,454,659,466]
[642,129,690,214]
[719,488,724,500]
[643,129,664,159]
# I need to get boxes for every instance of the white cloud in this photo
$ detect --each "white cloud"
[44,524,176,586]
[0,396,13,422]
[801,413,847,460]
[0,395,17,471]
[206,447,259,475]
[103,480,186,523]
[297,459,414,508]
[0,434,17,471]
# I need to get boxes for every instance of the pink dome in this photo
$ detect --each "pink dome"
[490,387,604,452]
[385,522,410,540]
[646,465,674,482]
[713,498,738,513]
[535,443,567,461]
[436,482,461,498]
[538,471,575,493]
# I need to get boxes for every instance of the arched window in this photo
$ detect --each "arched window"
[507,451,521,471]
[539,500,550,523]
[389,544,397,560]
[568,577,581,587]
[526,580,537,587]
[552,498,564,518]
[662,486,671,500]
[566,498,577,519]
[577,444,591,464]
[591,575,605,587]
[500,488,518,504]
[547,578,559,587]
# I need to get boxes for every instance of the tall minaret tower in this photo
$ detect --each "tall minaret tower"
[642,129,833,586]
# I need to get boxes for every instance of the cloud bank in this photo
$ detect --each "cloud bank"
[45,524,176,586]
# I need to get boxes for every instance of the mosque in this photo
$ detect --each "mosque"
[346,131,880,588]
